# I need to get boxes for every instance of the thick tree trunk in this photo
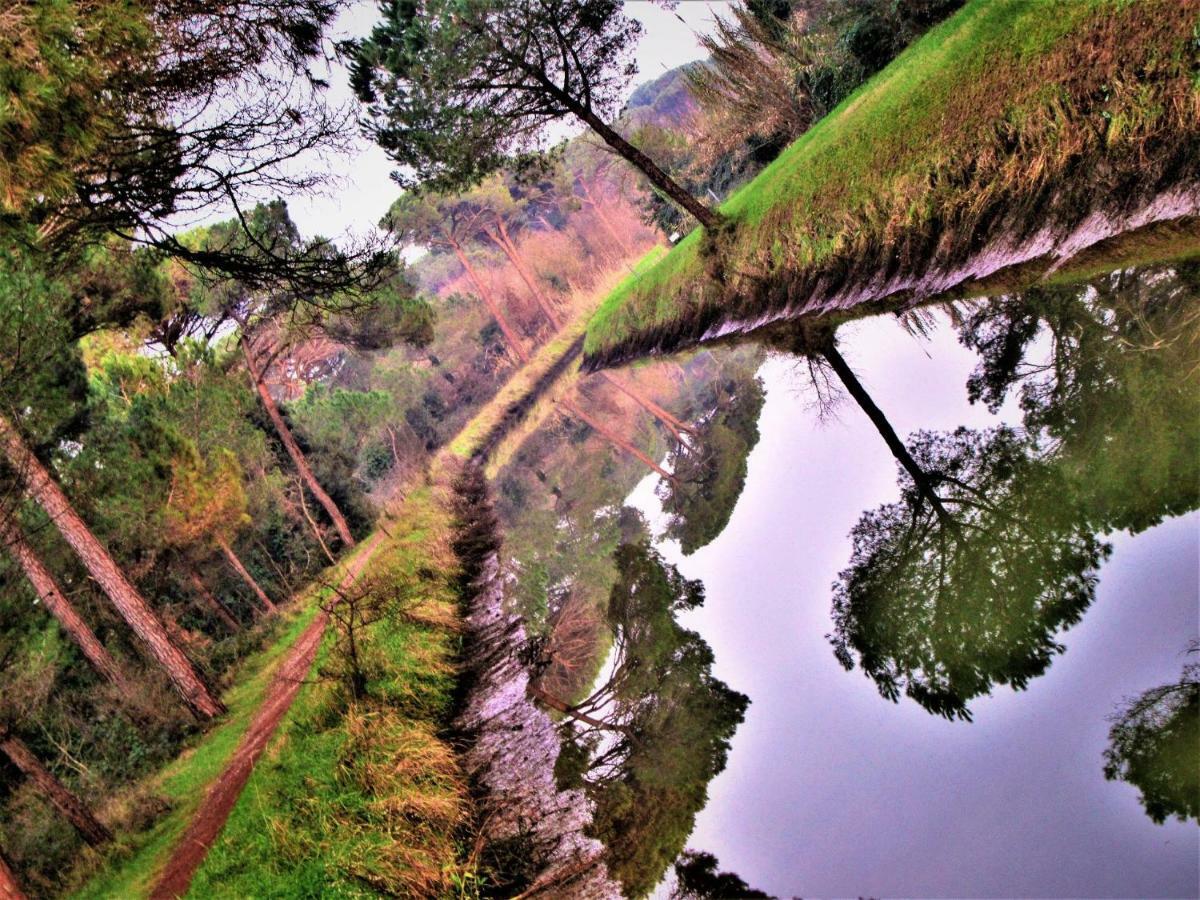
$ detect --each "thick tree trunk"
[0,516,133,694]
[242,344,356,548]
[0,734,111,847]
[561,398,676,483]
[821,344,952,523]
[216,539,275,614]
[187,570,239,632]
[447,238,529,362]
[599,372,695,441]
[568,101,721,231]
[0,848,23,900]
[485,219,561,329]
[0,413,224,720]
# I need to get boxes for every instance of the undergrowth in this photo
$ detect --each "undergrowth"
[185,487,481,898]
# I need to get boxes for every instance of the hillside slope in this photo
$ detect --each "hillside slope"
[584,0,1200,368]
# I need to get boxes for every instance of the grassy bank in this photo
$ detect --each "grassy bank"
[185,487,473,898]
[584,0,1200,367]
[70,537,385,899]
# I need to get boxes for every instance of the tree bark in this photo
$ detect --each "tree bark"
[528,685,632,736]
[567,100,721,231]
[599,372,696,441]
[485,219,561,329]
[447,237,529,362]
[0,412,224,720]
[0,516,133,695]
[242,344,356,548]
[216,539,275,614]
[187,570,240,632]
[0,734,111,847]
[561,398,676,484]
[821,344,952,523]
[0,848,23,900]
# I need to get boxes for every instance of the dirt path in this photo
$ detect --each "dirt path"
[149,533,384,900]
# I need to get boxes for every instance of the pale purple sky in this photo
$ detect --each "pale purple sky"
[629,317,1200,898]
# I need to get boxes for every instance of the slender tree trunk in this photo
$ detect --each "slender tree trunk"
[567,99,721,231]
[821,344,952,522]
[0,516,133,694]
[599,372,696,441]
[295,477,337,566]
[0,734,111,847]
[580,180,633,256]
[242,344,356,548]
[446,237,530,363]
[528,685,631,735]
[0,847,23,900]
[561,398,676,483]
[216,538,275,614]
[485,220,561,329]
[0,413,224,720]
[187,570,239,632]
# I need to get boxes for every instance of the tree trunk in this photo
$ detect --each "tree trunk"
[0,848,23,900]
[599,372,696,441]
[580,179,633,256]
[821,344,952,523]
[187,570,240,632]
[528,685,631,735]
[216,538,275,614]
[447,237,529,362]
[0,734,111,847]
[0,413,224,720]
[561,398,676,484]
[242,344,356,548]
[485,219,561,329]
[0,516,133,695]
[567,99,721,231]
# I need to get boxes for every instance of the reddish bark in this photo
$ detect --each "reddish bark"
[447,237,529,362]
[187,570,240,632]
[242,343,356,548]
[484,219,561,329]
[561,398,676,483]
[0,516,132,694]
[599,372,696,441]
[528,685,631,735]
[0,849,23,900]
[0,734,111,847]
[0,412,224,720]
[216,538,276,614]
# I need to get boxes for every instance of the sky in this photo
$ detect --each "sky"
[628,318,1200,899]
[275,1,731,243]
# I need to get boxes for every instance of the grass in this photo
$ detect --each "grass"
[584,0,1200,365]
[67,534,399,899]
[441,247,667,473]
[185,487,473,898]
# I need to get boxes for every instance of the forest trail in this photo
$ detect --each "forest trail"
[148,532,385,900]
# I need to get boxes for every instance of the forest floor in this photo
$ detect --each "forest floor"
[583,0,1200,368]
[147,533,385,899]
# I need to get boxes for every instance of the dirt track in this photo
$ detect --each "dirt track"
[149,533,384,900]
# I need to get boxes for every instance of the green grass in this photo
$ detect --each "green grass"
[69,537,391,899]
[585,0,1199,363]
[185,488,472,898]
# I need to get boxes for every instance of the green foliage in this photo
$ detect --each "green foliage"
[830,426,1110,720]
[660,376,765,555]
[672,849,773,899]
[574,537,748,898]
[1103,652,1199,825]
[351,0,643,194]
